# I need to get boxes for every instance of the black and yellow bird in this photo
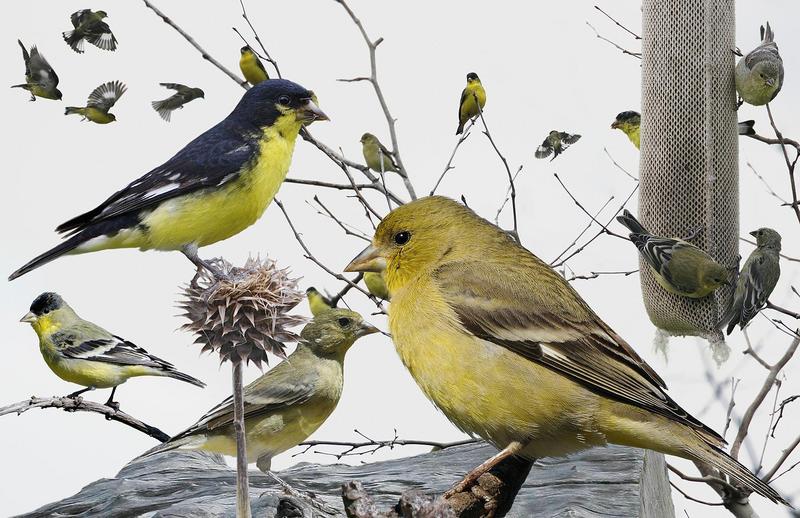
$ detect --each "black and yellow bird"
[306,287,336,316]
[65,80,127,124]
[10,80,328,280]
[63,9,117,53]
[12,40,61,101]
[240,46,269,86]
[456,72,486,135]
[152,83,205,122]
[534,130,581,160]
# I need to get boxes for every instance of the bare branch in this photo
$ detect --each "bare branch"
[431,120,474,195]
[553,173,629,240]
[565,269,638,282]
[295,429,478,460]
[236,0,282,78]
[766,301,800,320]
[476,104,519,238]
[764,105,800,224]
[739,236,800,263]
[585,21,642,59]
[594,5,641,40]
[603,147,639,181]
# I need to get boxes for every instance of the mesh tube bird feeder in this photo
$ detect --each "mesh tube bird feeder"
[639,0,738,344]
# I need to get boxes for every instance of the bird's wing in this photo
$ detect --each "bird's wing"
[160,82,189,92]
[87,80,126,111]
[739,257,769,325]
[457,87,468,117]
[18,40,31,75]
[254,55,269,78]
[377,140,399,170]
[28,48,59,88]
[560,132,581,145]
[55,132,258,234]
[627,234,682,282]
[744,41,781,69]
[431,257,720,439]
[60,332,174,370]
[70,9,90,28]
[154,93,186,112]
[534,138,553,158]
[86,22,117,51]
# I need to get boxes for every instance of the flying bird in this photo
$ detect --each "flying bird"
[456,72,486,135]
[152,83,205,122]
[64,80,127,124]
[21,292,204,408]
[63,9,117,53]
[534,130,581,160]
[12,40,61,101]
[10,79,328,280]
[736,22,783,106]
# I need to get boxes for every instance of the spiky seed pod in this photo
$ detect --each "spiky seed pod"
[180,257,307,367]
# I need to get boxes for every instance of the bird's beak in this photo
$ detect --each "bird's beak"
[749,230,758,237]
[344,245,386,273]
[20,311,36,324]
[611,121,620,129]
[357,321,380,337]
[299,99,329,124]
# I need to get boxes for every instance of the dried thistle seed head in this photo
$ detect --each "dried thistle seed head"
[179,256,307,367]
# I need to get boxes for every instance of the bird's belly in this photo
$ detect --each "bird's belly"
[42,353,125,388]
[390,302,605,458]
[141,135,295,251]
[85,108,114,124]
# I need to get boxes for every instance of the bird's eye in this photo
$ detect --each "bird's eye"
[337,317,351,328]
[394,231,411,245]
[278,95,291,105]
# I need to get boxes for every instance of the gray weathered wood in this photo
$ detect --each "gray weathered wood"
[17,442,674,518]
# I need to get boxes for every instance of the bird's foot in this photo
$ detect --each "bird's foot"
[732,46,743,57]
[105,400,120,412]
[682,226,703,242]
[182,245,228,281]
[67,387,94,399]
[443,443,523,498]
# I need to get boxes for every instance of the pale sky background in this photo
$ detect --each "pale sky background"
[1,1,799,517]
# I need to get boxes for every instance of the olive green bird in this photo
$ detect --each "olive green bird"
[141,309,378,472]
[21,292,205,408]
[306,287,336,316]
[152,83,205,122]
[534,130,581,160]
[63,9,117,53]
[719,228,782,335]
[456,72,486,135]
[364,272,390,301]
[12,40,62,101]
[736,22,783,107]
[360,133,398,173]
[617,210,729,298]
[65,80,127,124]
[240,46,269,86]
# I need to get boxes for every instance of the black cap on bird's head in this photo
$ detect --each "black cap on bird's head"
[612,110,640,129]
[466,72,480,82]
[240,45,252,54]
[21,292,64,323]
[234,79,329,126]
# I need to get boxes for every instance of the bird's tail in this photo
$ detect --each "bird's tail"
[760,22,774,44]
[64,107,84,116]
[151,100,172,122]
[9,232,91,280]
[138,435,200,460]
[616,209,650,235]
[163,369,206,388]
[689,441,787,505]
[456,122,465,135]
[738,120,755,136]
[10,84,29,90]
[62,30,84,53]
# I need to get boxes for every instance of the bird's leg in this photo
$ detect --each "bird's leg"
[67,386,94,399]
[682,226,704,242]
[104,386,120,412]
[444,441,525,498]
[732,47,743,57]
[181,244,227,280]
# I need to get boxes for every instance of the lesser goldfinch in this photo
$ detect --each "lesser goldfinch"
[534,130,581,160]
[360,133,398,173]
[306,287,335,316]
[141,309,378,471]
[344,196,785,504]
[719,228,782,335]
[64,80,127,124]
[63,9,117,53]
[10,80,328,280]
[611,111,640,149]
[21,292,205,407]
[152,83,205,122]
[239,46,269,86]
[736,23,783,106]
[617,210,729,298]
[456,72,486,135]
[12,40,62,101]
[363,271,389,301]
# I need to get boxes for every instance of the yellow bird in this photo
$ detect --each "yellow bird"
[456,72,486,135]
[239,46,269,86]
[306,287,336,316]
[360,133,399,173]
[611,111,640,149]
[363,271,390,301]
[65,80,126,124]
[345,196,785,505]
[141,309,378,472]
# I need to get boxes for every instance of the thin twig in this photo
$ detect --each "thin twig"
[0,395,169,442]
[766,301,800,320]
[723,378,741,438]
[585,22,642,59]
[594,6,641,39]
[746,161,788,204]
[312,196,371,241]
[285,177,404,205]
[431,120,474,195]
[476,103,518,239]
[565,269,638,282]
[237,0,282,78]
[495,166,524,225]
[553,173,629,239]
[764,105,800,224]
[295,431,478,460]
[739,236,800,263]
[550,196,615,265]
[603,147,639,181]
[669,480,726,507]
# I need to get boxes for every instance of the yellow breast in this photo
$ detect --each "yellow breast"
[240,54,268,85]
[460,82,487,122]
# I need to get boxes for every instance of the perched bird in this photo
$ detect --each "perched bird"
[141,309,378,471]
[12,40,62,101]
[344,196,786,505]
[719,228,782,335]
[152,83,205,122]
[63,9,117,53]
[738,120,756,136]
[11,79,328,280]
[64,80,127,124]
[21,292,204,407]
[364,272,390,301]
[617,210,729,298]
[611,111,640,149]
[534,130,581,160]
[736,23,783,106]
[456,72,486,135]
[360,133,398,173]
[306,287,336,316]
[240,46,269,86]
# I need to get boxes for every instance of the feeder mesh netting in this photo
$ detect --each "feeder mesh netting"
[639,0,738,338]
